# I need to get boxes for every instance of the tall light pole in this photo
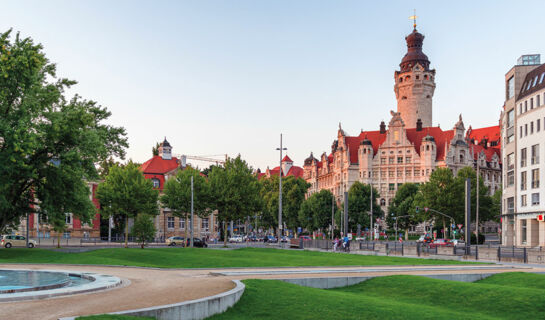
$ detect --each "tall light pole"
[190,175,194,248]
[370,167,374,240]
[476,161,480,245]
[276,134,287,244]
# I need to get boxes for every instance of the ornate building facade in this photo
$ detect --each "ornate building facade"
[303,27,502,218]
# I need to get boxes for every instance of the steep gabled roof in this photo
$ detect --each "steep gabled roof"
[282,155,293,163]
[472,144,501,163]
[140,156,179,174]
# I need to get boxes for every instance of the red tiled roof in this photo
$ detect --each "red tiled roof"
[341,127,454,163]
[267,166,304,178]
[140,156,179,174]
[467,125,501,147]
[471,144,501,162]
[282,155,293,162]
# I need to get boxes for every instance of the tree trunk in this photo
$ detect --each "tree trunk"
[223,218,228,247]
[405,229,408,241]
[442,218,446,239]
[125,214,129,248]
[57,232,61,249]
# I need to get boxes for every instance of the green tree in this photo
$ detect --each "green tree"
[454,166,494,223]
[160,167,211,244]
[259,175,309,235]
[386,183,419,239]
[208,156,260,246]
[0,29,127,232]
[347,182,382,232]
[152,142,160,156]
[132,214,156,249]
[96,163,159,248]
[413,168,458,233]
[299,190,336,234]
[490,187,502,222]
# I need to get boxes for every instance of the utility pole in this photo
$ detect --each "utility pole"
[465,178,471,254]
[190,175,194,248]
[370,167,374,240]
[344,192,348,237]
[276,134,287,243]
[331,196,334,240]
[476,162,480,245]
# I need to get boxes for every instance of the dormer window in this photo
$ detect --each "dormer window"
[152,178,160,189]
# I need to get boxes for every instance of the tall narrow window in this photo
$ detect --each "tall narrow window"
[532,169,540,188]
[531,122,534,134]
[538,119,541,132]
[521,171,527,190]
[521,148,527,167]
[531,144,540,165]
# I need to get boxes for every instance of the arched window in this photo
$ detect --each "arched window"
[380,198,386,206]
[459,154,464,163]
[426,145,430,151]
[399,77,403,83]
[152,178,160,189]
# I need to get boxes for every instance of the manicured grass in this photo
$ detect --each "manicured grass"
[210,273,545,319]
[77,315,154,320]
[0,247,475,268]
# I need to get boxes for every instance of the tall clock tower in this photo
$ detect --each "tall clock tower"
[394,27,436,128]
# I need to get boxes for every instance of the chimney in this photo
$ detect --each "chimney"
[416,119,423,131]
[379,121,386,134]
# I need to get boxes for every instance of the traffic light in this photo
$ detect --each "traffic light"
[415,206,419,213]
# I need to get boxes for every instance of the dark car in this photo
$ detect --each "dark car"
[186,238,208,248]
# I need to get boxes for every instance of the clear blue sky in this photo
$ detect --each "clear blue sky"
[2,1,545,170]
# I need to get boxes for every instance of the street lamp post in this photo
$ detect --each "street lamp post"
[190,175,194,248]
[276,134,287,244]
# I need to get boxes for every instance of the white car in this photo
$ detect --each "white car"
[229,235,243,243]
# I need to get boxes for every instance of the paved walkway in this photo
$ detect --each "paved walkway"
[2,262,545,320]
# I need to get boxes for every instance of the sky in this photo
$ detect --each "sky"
[2,1,545,170]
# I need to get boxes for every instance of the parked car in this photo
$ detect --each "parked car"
[416,234,433,244]
[280,236,291,243]
[428,238,453,248]
[166,236,185,246]
[186,238,208,248]
[264,235,277,243]
[229,235,243,243]
[299,235,312,241]
[1,235,37,248]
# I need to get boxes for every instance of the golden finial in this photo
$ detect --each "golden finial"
[409,9,417,30]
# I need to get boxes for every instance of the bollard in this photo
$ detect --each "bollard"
[524,247,528,264]
[453,245,456,255]
[385,243,389,256]
[498,246,501,262]
[475,245,479,260]
[401,242,404,256]
[417,243,421,257]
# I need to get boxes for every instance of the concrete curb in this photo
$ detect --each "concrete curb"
[60,279,245,320]
[278,273,499,289]
[0,269,124,302]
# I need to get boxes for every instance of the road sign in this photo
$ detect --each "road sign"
[424,207,429,212]
[451,224,456,229]
[538,214,544,222]
[457,224,463,229]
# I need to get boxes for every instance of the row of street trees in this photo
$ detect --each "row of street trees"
[386,167,502,239]
[96,156,262,247]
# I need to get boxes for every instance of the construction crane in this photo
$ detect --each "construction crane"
[177,154,228,168]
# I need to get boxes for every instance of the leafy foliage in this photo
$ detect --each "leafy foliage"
[386,183,419,232]
[346,181,382,231]
[161,166,212,241]
[0,29,127,232]
[208,156,260,245]
[96,163,159,247]
[299,189,336,233]
[259,175,309,232]
[132,214,156,249]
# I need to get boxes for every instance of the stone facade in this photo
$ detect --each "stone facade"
[302,27,502,225]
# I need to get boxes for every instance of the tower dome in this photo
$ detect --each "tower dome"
[400,29,430,72]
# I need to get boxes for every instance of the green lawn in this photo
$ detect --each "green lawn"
[211,272,545,319]
[0,247,475,268]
